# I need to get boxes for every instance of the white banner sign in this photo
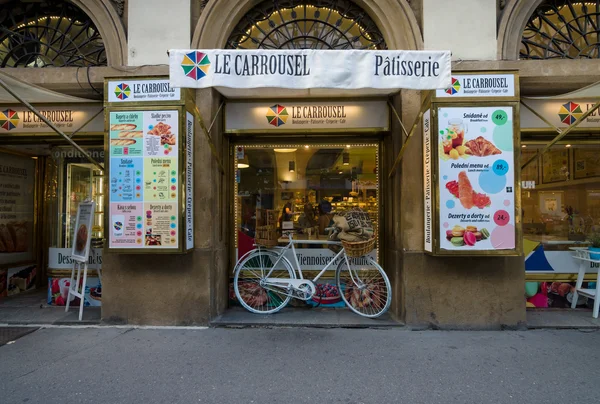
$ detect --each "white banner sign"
[423,109,432,253]
[185,111,194,251]
[435,74,516,98]
[226,100,389,132]
[48,248,102,269]
[521,99,599,129]
[107,79,181,103]
[0,105,103,133]
[169,49,451,90]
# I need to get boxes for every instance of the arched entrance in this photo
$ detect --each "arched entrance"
[0,0,126,66]
[192,0,422,50]
[498,0,600,60]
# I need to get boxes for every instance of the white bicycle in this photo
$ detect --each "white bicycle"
[233,233,391,318]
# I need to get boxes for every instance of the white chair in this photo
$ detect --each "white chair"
[570,248,600,318]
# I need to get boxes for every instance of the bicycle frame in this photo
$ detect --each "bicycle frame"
[260,234,350,283]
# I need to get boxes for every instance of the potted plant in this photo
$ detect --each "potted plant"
[587,232,600,260]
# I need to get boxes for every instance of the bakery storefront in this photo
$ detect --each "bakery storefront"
[520,93,600,308]
[0,79,105,305]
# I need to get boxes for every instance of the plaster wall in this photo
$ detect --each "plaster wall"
[423,0,498,60]
[127,0,191,66]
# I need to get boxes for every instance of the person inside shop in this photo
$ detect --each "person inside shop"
[279,201,293,232]
[318,200,333,235]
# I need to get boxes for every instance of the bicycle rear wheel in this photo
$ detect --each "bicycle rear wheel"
[336,255,391,318]
[234,249,295,314]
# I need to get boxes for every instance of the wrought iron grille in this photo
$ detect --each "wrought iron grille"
[521,0,600,59]
[226,0,386,50]
[0,0,106,67]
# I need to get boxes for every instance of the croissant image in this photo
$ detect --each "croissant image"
[458,171,474,209]
[465,136,502,157]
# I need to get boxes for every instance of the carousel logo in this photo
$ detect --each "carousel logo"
[558,101,584,125]
[114,83,131,100]
[181,51,211,80]
[266,104,289,127]
[445,77,461,95]
[0,109,20,131]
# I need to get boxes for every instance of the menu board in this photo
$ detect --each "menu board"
[72,201,95,262]
[437,106,515,251]
[0,153,35,265]
[108,110,180,249]
[574,148,600,180]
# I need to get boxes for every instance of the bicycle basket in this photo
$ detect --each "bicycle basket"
[342,237,376,258]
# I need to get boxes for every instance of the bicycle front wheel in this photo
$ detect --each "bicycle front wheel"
[336,255,391,318]
[234,249,295,314]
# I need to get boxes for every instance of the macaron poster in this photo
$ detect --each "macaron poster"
[438,106,516,251]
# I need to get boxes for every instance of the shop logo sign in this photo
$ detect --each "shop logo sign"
[0,108,20,130]
[266,104,289,127]
[558,101,584,125]
[182,51,211,80]
[114,83,131,100]
[445,77,461,95]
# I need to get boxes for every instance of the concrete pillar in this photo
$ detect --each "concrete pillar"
[127,0,191,66]
[423,0,497,60]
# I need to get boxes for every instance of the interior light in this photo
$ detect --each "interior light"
[343,152,350,165]
[289,161,295,172]
[522,145,527,148]
[237,163,249,169]
[304,145,309,149]
[274,148,297,153]
[346,145,351,148]
[565,144,572,148]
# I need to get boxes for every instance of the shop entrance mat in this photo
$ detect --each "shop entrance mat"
[0,327,38,346]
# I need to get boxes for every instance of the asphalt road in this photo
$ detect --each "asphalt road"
[1,327,599,403]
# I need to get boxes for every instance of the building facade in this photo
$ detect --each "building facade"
[0,0,599,327]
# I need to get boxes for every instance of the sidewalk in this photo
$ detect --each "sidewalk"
[0,289,101,325]
[3,288,600,329]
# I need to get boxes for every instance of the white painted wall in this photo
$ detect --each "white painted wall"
[423,0,497,61]
[127,0,191,66]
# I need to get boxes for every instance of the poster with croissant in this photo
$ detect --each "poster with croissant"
[0,153,35,265]
[438,106,516,251]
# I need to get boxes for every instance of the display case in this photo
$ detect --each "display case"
[65,163,104,249]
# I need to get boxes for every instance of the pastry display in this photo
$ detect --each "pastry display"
[445,171,491,209]
[118,131,143,138]
[110,123,137,131]
[147,122,171,136]
[312,283,341,305]
[147,122,176,146]
[465,136,502,157]
[446,225,489,247]
[110,139,136,146]
[344,280,384,309]
[0,222,28,253]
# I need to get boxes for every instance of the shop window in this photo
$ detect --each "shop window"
[521,143,600,243]
[0,0,106,67]
[520,0,600,59]
[226,0,386,50]
[47,147,105,249]
[234,144,379,268]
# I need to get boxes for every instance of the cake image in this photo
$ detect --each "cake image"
[8,265,36,295]
[75,224,88,253]
[89,286,102,302]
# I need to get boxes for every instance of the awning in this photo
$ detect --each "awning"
[0,70,98,104]
[523,80,600,100]
[521,81,600,169]
[0,70,103,169]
